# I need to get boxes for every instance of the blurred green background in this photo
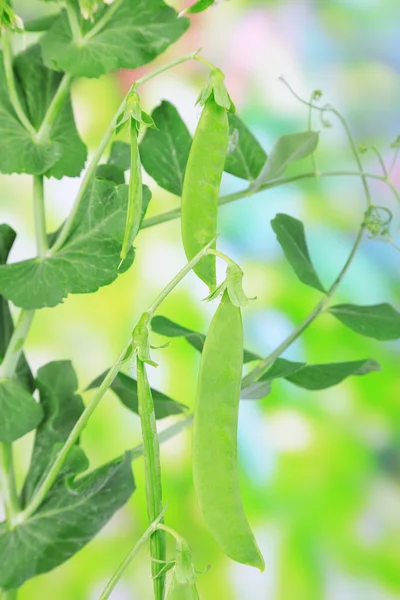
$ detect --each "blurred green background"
[2,0,400,598]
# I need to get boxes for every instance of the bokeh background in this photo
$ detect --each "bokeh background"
[2,0,400,598]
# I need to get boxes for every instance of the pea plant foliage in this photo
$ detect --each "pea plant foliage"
[0,0,400,598]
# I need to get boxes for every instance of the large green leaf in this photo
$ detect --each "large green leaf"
[22,361,85,504]
[0,179,136,309]
[253,131,319,187]
[329,303,400,340]
[140,101,192,196]
[0,225,34,391]
[224,113,267,181]
[87,371,187,419]
[0,45,87,178]
[286,358,381,390]
[151,315,261,363]
[271,214,326,293]
[0,379,43,442]
[40,1,189,78]
[0,454,135,590]
[108,141,131,172]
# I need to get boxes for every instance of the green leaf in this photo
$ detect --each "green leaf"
[253,131,319,186]
[271,213,326,293]
[285,358,381,390]
[0,379,43,442]
[0,179,136,309]
[186,0,214,13]
[87,371,187,419]
[0,454,135,590]
[0,225,35,391]
[108,141,131,171]
[24,13,59,32]
[95,163,125,185]
[40,1,189,78]
[224,113,267,181]
[151,315,260,363]
[140,101,192,196]
[328,303,400,340]
[0,45,87,178]
[240,358,305,400]
[22,361,85,504]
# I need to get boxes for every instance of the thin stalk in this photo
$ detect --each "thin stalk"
[389,145,400,175]
[65,2,82,41]
[242,224,366,388]
[35,74,72,143]
[146,237,216,317]
[194,54,216,71]
[0,310,34,379]
[1,32,36,135]
[98,506,168,600]
[33,176,48,257]
[137,359,165,600]
[369,146,388,179]
[0,443,20,525]
[141,169,399,231]
[84,0,122,41]
[15,342,131,524]
[50,51,198,255]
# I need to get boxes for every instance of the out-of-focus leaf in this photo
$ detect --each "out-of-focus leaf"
[329,303,400,340]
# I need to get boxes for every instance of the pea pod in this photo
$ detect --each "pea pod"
[181,97,229,289]
[120,119,142,261]
[192,291,264,570]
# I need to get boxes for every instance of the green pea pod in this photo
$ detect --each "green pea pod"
[181,97,229,289]
[192,291,265,570]
[120,119,142,261]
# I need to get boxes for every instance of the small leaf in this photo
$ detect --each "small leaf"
[87,371,187,419]
[0,454,135,590]
[240,380,271,400]
[285,358,381,390]
[22,360,85,504]
[186,0,214,14]
[0,179,136,309]
[151,315,260,363]
[329,303,400,340]
[108,141,131,171]
[140,101,192,196]
[40,1,189,78]
[271,213,326,293]
[0,379,43,442]
[224,113,267,181]
[0,225,34,391]
[253,131,319,187]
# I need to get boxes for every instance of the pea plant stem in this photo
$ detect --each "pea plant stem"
[0,443,20,524]
[136,359,166,600]
[0,310,34,380]
[49,51,198,255]
[0,32,36,136]
[35,74,72,143]
[242,222,366,388]
[98,506,167,600]
[33,176,48,257]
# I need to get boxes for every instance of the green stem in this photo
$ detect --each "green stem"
[146,237,216,317]
[33,176,48,257]
[141,169,399,231]
[0,443,20,525]
[35,74,72,143]
[49,51,198,255]
[65,2,82,41]
[0,310,34,380]
[194,54,216,71]
[84,0,122,41]
[137,358,165,600]
[98,505,168,600]
[242,223,366,388]
[15,342,131,525]
[129,414,193,462]
[1,31,36,135]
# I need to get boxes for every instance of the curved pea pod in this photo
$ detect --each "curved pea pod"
[120,119,142,261]
[181,97,229,289]
[192,291,264,570]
